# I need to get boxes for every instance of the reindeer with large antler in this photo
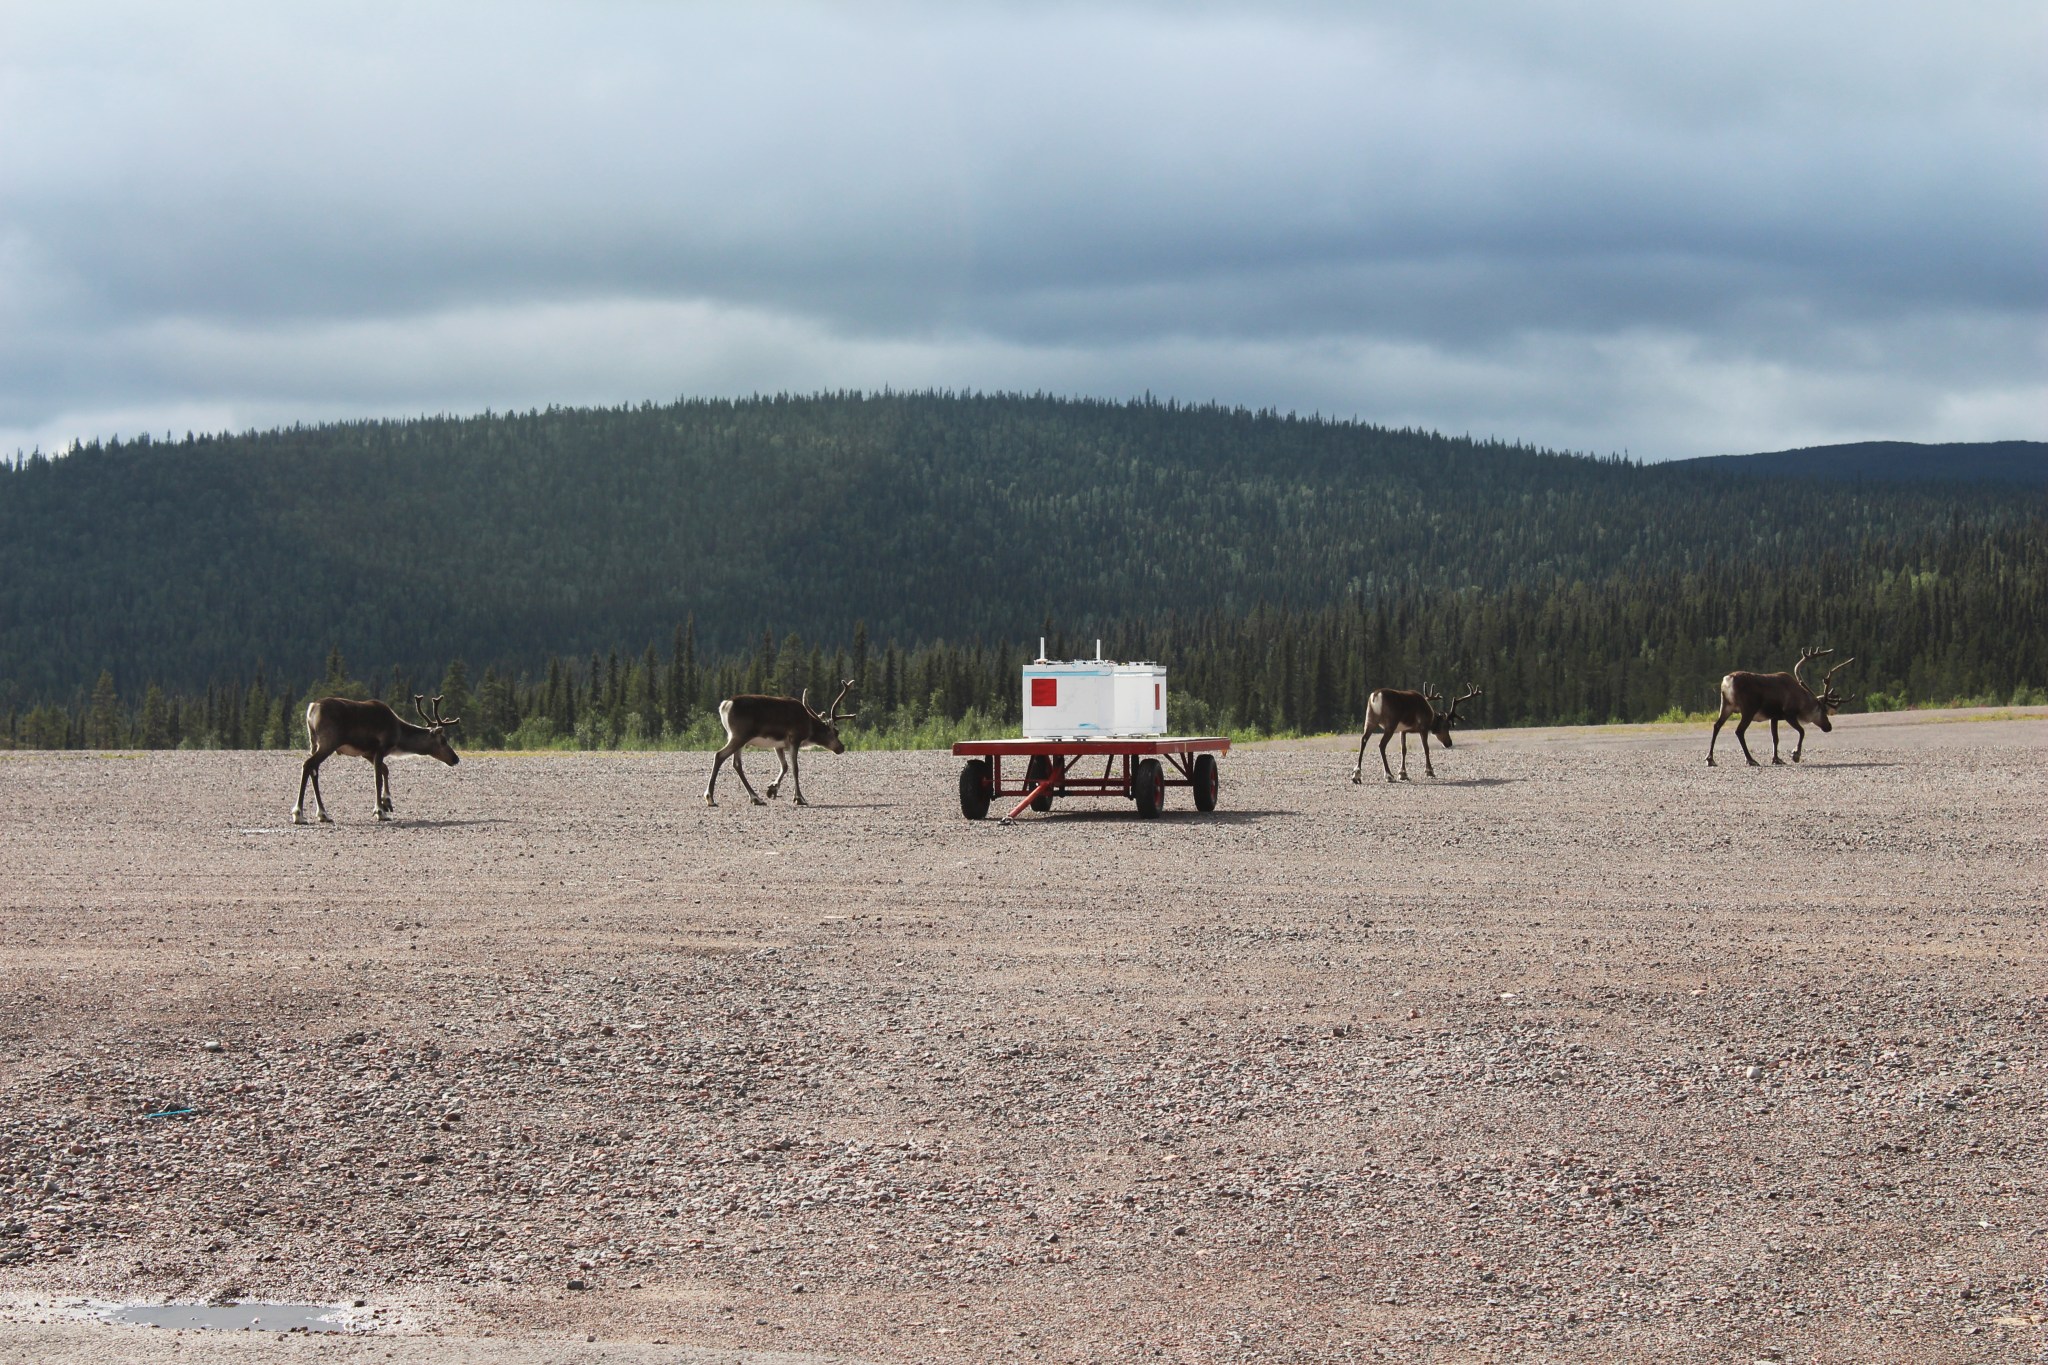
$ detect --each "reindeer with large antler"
[704,679,858,808]
[292,693,461,824]
[1352,683,1483,783]
[1707,649,1854,767]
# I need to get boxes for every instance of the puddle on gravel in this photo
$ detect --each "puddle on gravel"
[102,1301,358,1333]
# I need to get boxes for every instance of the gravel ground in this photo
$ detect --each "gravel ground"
[1,709,2044,1364]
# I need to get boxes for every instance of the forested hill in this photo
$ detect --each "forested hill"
[1679,440,2048,485]
[1,391,2040,699]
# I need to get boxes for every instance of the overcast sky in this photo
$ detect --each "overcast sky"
[2,1,2041,460]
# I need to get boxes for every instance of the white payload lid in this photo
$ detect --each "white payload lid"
[1022,640,1167,739]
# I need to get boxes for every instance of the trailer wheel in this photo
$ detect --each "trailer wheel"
[1192,753,1220,812]
[958,760,992,820]
[1025,755,1055,813]
[1134,758,1165,818]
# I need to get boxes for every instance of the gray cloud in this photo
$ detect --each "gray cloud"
[2,1,2041,458]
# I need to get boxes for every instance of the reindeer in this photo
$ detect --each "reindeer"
[1707,649,1853,767]
[293,694,461,824]
[704,679,857,808]
[1352,684,1482,783]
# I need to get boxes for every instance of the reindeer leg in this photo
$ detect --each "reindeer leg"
[789,745,807,806]
[1734,712,1760,766]
[764,744,791,800]
[292,752,324,824]
[1788,718,1806,763]
[307,754,334,822]
[1379,731,1396,782]
[373,757,392,819]
[1769,719,1785,764]
[1352,726,1370,784]
[704,744,735,807]
[1707,704,1732,765]
[1421,732,1436,778]
[1398,732,1412,781]
[728,748,767,806]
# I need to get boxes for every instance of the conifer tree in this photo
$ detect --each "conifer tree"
[245,678,272,748]
[87,671,122,748]
[139,684,170,749]
[665,624,688,736]
[438,659,473,728]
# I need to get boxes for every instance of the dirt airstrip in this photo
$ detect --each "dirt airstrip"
[1,710,2044,1363]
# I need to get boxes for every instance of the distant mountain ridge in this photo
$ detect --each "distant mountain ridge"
[1680,440,2048,485]
[1,393,2042,700]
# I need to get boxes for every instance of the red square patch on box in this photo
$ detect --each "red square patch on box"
[1030,677,1058,707]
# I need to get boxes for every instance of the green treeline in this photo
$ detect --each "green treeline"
[3,391,2040,709]
[11,514,2043,750]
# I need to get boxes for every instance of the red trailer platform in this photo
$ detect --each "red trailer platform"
[950,736,1231,821]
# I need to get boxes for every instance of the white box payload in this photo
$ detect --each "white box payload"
[1022,651,1167,739]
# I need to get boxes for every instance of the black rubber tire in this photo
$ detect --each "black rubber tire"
[1025,755,1055,813]
[958,760,992,820]
[1133,758,1165,818]
[1192,753,1219,812]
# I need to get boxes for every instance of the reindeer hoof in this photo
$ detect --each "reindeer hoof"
[290,810,305,825]
[373,810,389,821]
[1771,757,1784,766]
[1350,774,1361,785]
[1791,754,1802,763]
[751,797,767,807]
[318,812,334,824]
[1706,758,1716,767]
[793,796,808,807]
[703,797,717,808]
[1746,759,1760,768]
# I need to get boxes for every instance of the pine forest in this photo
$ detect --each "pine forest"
[3,393,2043,749]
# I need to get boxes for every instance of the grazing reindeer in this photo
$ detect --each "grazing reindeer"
[1352,683,1482,783]
[293,694,461,824]
[1707,649,1853,767]
[704,679,857,808]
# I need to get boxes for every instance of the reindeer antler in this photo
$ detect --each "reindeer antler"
[827,677,858,722]
[1792,647,1834,687]
[1448,684,1483,721]
[414,694,435,726]
[1818,656,1855,703]
[427,693,459,728]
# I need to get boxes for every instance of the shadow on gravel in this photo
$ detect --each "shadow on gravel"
[1013,808,1285,824]
[1712,761,1903,771]
[1341,776,1520,788]
[392,817,511,829]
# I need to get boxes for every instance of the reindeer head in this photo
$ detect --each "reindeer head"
[412,693,463,765]
[799,678,859,754]
[1791,650,1853,731]
[1813,655,1854,728]
[1430,684,1483,747]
